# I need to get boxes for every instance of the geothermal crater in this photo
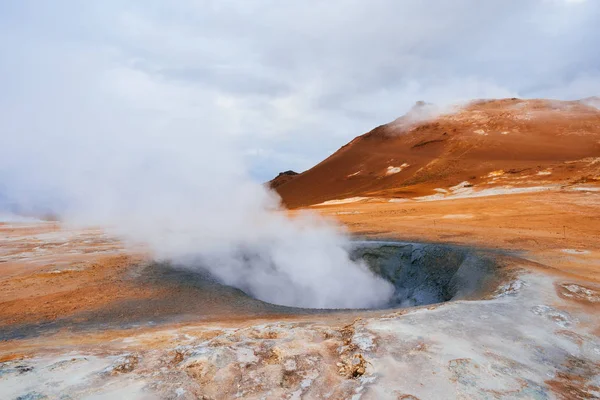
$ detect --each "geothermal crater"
[0,240,506,342]
[191,241,505,311]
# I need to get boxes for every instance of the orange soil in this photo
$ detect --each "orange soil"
[0,254,158,326]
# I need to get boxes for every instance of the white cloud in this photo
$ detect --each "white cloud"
[4,1,597,178]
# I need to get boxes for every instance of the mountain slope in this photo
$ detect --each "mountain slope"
[274,98,600,208]
[268,170,299,189]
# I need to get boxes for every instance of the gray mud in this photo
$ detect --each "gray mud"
[352,241,506,308]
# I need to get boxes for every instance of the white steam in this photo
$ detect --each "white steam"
[0,49,393,310]
[389,101,460,132]
[63,135,394,309]
[81,165,394,309]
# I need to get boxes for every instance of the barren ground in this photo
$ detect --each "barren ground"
[1,187,599,399]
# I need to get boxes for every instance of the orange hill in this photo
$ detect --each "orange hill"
[274,98,600,208]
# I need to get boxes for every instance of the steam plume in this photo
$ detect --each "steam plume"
[0,60,393,309]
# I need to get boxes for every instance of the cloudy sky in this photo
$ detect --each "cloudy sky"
[1,0,599,185]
